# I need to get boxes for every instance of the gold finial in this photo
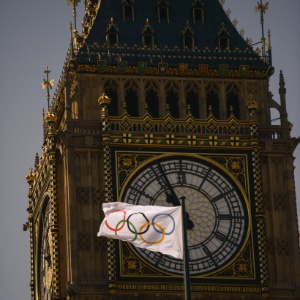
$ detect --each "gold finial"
[229,105,234,117]
[247,99,258,111]
[255,1,269,14]
[26,168,35,183]
[41,66,54,110]
[98,93,111,106]
[268,29,272,49]
[67,0,81,32]
[45,110,58,124]
[255,1,269,60]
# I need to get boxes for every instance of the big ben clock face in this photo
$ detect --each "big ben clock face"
[119,153,250,276]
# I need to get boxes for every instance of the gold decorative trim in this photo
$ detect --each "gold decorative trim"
[75,63,268,79]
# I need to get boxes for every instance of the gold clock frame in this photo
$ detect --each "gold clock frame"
[105,148,266,296]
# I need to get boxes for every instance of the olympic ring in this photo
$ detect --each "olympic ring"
[104,210,126,232]
[103,210,177,245]
[127,212,150,235]
[139,222,165,244]
[152,214,175,235]
[115,219,138,242]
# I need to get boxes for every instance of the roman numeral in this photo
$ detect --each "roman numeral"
[211,188,234,203]
[214,231,227,242]
[218,214,231,220]
[198,167,211,190]
[202,245,217,267]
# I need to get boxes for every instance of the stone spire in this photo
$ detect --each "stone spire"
[279,70,288,126]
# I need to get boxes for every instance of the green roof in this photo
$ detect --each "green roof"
[76,0,269,69]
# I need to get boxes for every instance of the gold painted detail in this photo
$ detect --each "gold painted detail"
[117,152,248,195]
[75,63,268,78]
[26,168,36,183]
[115,282,263,294]
[98,93,111,106]
[209,135,218,146]
[110,135,253,148]
[106,114,256,148]
[213,240,255,279]
[45,111,57,124]
[109,114,251,135]
[120,242,169,277]
[117,153,156,189]
[247,99,259,111]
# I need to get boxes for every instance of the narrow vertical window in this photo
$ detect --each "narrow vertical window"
[105,18,119,47]
[207,90,220,119]
[122,0,134,21]
[182,21,195,50]
[218,23,230,50]
[184,36,193,50]
[107,33,117,46]
[141,19,154,48]
[157,0,170,23]
[144,34,153,48]
[226,91,240,119]
[192,0,205,23]
[146,89,159,118]
[166,90,179,118]
[125,88,139,117]
[106,89,119,116]
[186,90,200,118]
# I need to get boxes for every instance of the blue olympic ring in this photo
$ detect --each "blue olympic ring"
[152,214,175,235]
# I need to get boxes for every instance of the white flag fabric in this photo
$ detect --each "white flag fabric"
[98,202,183,259]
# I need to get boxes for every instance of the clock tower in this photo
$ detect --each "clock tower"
[26,0,300,299]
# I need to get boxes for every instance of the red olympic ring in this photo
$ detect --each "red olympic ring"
[104,210,126,232]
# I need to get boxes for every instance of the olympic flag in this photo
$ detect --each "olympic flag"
[97,202,183,259]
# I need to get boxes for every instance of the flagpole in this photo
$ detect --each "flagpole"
[180,196,192,300]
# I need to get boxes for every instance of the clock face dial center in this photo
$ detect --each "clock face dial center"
[155,186,216,246]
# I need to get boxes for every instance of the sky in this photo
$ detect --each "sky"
[0,1,299,299]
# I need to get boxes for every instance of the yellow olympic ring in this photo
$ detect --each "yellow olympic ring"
[139,222,165,244]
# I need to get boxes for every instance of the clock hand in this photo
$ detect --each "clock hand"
[157,163,194,229]
[185,211,195,230]
[157,163,180,205]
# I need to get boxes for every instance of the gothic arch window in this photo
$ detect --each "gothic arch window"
[122,0,134,21]
[146,89,159,118]
[165,81,180,118]
[186,90,199,118]
[141,19,154,48]
[185,82,200,118]
[226,83,240,119]
[166,90,179,118]
[106,89,119,116]
[124,80,139,117]
[182,21,195,50]
[226,91,240,119]
[157,0,170,23]
[104,79,119,116]
[145,80,160,118]
[217,23,230,50]
[206,84,220,119]
[105,18,119,47]
[192,0,204,23]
